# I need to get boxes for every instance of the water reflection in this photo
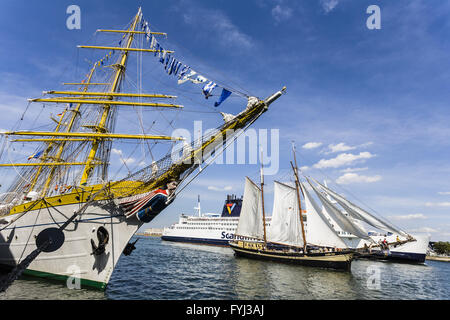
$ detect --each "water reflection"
[233,257,360,300]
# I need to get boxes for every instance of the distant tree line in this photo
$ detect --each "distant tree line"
[432,242,450,255]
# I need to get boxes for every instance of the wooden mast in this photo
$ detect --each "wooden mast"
[27,62,97,194]
[79,9,143,185]
[0,8,286,219]
[291,143,307,253]
[260,148,267,246]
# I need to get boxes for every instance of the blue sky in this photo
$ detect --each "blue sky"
[0,0,449,241]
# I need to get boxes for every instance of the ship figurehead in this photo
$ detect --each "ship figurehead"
[119,179,179,223]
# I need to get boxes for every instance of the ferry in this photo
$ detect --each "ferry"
[161,195,270,246]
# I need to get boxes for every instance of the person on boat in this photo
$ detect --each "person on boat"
[120,179,179,223]
[381,238,390,255]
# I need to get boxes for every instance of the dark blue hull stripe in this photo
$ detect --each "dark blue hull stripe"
[0,214,123,231]
[387,251,426,263]
[357,251,426,263]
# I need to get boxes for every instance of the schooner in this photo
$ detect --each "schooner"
[229,148,354,270]
[303,177,430,263]
[0,8,285,290]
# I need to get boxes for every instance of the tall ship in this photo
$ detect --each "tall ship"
[0,8,285,291]
[162,195,271,246]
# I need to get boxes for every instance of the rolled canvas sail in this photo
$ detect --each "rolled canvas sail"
[306,178,371,240]
[266,181,303,247]
[235,177,264,240]
[312,178,407,237]
[300,183,348,249]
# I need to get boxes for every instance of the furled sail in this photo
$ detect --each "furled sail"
[235,177,264,240]
[300,182,348,249]
[306,178,371,240]
[311,178,408,237]
[266,181,303,247]
[0,0,287,212]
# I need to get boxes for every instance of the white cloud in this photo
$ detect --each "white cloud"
[325,142,372,154]
[182,6,254,50]
[111,148,123,156]
[408,227,439,234]
[438,191,450,195]
[271,5,293,23]
[341,167,368,173]
[389,213,427,220]
[313,152,375,169]
[320,0,340,13]
[122,158,135,165]
[425,202,450,207]
[302,142,322,149]
[336,172,382,184]
[111,148,135,165]
[208,185,233,191]
[359,142,374,148]
[327,142,356,153]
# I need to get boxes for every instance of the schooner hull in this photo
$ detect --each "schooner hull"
[354,251,426,263]
[0,201,142,290]
[229,242,353,271]
[354,234,430,264]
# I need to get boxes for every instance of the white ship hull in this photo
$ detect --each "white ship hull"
[0,201,142,289]
[162,216,241,246]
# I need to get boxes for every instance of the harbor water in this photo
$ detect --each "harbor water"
[1,236,449,300]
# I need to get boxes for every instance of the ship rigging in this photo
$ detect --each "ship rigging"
[0,7,285,291]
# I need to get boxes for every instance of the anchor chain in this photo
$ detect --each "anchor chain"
[0,187,112,293]
[0,239,50,293]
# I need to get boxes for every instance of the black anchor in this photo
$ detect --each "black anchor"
[90,226,109,256]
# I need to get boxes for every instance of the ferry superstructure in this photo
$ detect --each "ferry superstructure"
[162,195,270,246]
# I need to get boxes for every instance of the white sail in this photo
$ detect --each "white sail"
[300,183,348,249]
[235,177,264,240]
[266,181,303,247]
[306,178,371,240]
[312,178,408,237]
